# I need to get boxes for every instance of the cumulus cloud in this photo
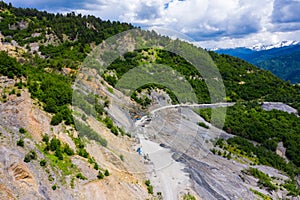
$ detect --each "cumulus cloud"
[162,0,264,38]
[5,0,300,48]
[271,0,300,31]
[272,0,300,23]
[194,29,300,49]
[76,0,274,40]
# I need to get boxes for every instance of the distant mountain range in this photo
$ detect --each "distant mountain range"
[250,41,299,51]
[215,41,300,83]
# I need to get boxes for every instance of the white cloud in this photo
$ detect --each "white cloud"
[6,0,300,48]
[76,0,278,46]
[163,0,274,37]
[272,0,300,23]
[194,29,300,49]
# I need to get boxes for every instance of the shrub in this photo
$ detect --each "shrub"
[88,157,94,164]
[43,145,50,153]
[70,177,75,189]
[197,122,209,129]
[81,114,87,121]
[42,134,49,143]
[93,162,99,170]
[76,173,87,180]
[120,154,124,161]
[183,193,196,200]
[103,117,113,129]
[24,150,37,163]
[9,89,15,95]
[55,149,63,160]
[50,113,63,126]
[104,169,110,176]
[63,144,74,156]
[104,100,110,107]
[78,148,89,158]
[16,82,23,89]
[118,127,125,136]
[49,138,61,151]
[17,139,24,147]
[210,148,216,154]
[147,185,153,194]
[95,103,105,115]
[19,128,26,134]
[40,159,47,167]
[52,184,57,190]
[97,171,104,179]
[110,126,119,136]
[145,180,151,186]
[103,117,119,136]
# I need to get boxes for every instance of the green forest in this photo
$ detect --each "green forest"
[209,52,300,104]
[256,51,300,84]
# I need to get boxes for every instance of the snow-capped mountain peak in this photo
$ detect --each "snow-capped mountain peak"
[251,40,299,51]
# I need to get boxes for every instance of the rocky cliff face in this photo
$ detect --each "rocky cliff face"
[0,76,151,200]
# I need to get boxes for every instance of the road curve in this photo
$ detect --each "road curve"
[150,102,235,115]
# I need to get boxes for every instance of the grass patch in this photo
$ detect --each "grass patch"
[245,168,277,191]
[36,141,80,184]
[107,87,114,94]
[183,193,196,200]
[197,121,209,129]
[213,138,259,165]
[44,153,79,177]
[283,179,300,196]
[250,188,272,200]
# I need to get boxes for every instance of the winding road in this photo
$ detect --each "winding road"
[150,102,235,115]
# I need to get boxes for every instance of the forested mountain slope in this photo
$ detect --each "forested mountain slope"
[0,1,300,199]
[216,45,300,83]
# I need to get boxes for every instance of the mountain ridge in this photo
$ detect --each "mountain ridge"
[251,40,299,51]
[215,42,300,83]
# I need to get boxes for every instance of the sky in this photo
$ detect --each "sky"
[5,0,300,49]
